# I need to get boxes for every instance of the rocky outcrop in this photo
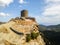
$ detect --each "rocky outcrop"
[0,19,45,45]
[0,10,45,45]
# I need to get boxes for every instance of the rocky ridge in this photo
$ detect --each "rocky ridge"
[0,10,45,45]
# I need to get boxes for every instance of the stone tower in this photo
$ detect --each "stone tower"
[21,10,28,18]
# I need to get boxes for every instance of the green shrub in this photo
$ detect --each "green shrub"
[26,34,31,42]
[31,32,39,39]
[26,32,40,42]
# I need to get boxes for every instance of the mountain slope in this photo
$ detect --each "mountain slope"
[39,24,60,32]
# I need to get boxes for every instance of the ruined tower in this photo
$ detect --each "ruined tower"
[21,10,28,18]
[20,10,36,21]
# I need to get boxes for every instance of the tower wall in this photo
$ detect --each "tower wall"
[21,10,28,18]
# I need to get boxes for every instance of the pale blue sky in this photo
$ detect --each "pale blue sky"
[0,0,60,25]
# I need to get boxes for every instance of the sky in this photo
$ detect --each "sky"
[0,0,60,25]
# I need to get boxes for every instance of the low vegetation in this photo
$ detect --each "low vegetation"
[31,32,39,39]
[26,34,31,42]
[26,32,39,42]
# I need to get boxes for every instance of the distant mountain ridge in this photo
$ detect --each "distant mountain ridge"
[0,22,6,25]
[39,24,60,45]
[39,24,60,32]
